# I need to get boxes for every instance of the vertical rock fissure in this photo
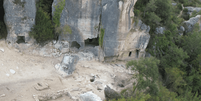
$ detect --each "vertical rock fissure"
[0,0,7,38]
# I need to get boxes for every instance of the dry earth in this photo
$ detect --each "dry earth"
[0,40,134,101]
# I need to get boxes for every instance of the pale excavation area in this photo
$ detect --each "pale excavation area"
[0,40,134,101]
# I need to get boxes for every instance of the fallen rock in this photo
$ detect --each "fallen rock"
[56,55,79,77]
[155,27,166,34]
[6,73,10,77]
[34,82,49,91]
[0,48,4,52]
[183,15,201,33]
[80,91,102,101]
[104,86,121,101]
[1,94,6,97]
[10,69,16,74]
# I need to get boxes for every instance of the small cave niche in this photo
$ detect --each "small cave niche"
[84,37,99,47]
[0,0,7,38]
[16,36,25,44]
[136,50,140,58]
[71,41,81,49]
[129,52,132,57]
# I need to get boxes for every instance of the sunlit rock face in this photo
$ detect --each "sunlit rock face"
[4,0,36,44]
[56,0,150,61]
[58,0,101,48]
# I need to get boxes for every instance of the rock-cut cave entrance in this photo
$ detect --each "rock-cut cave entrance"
[0,0,7,38]
[84,37,99,47]
[71,41,81,49]
[16,36,25,44]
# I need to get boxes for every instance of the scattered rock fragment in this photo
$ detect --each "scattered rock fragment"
[34,82,49,91]
[0,94,6,97]
[0,48,4,52]
[80,91,102,101]
[6,73,10,77]
[10,69,16,74]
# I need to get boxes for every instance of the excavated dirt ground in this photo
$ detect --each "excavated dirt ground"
[0,40,133,101]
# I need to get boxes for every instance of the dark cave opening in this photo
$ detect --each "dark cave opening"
[0,0,7,38]
[71,41,81,49]
[84,37,99,47]
[136,50,139,58]
[129,52,132,57]
[16,36,25,44]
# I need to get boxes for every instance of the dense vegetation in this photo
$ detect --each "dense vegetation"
[29,0,72,43]
[29,0,54,43]
[112,0,201,100]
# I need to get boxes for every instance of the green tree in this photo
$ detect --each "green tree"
[29,6,54,43]
[126,57,160,96]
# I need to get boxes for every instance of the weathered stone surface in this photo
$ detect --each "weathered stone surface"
[59,0,101,48]
[34,82,49,91]
[155,27,166,34]
[4,0,36,44]
[60,55,79,75]
[117,19,150,60]
[183,15,201,33]
[185,7,201,15]
[80,91,102,101]
[178,26,185,36]
[101,0,137,58]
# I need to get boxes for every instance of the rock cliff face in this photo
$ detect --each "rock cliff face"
[3,0,151,61]
[56,0,149,61]
[4,0,36,44]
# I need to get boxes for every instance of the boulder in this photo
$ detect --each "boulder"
[104,86,121,101]
[185,7,201,15]
[80,91,102,101]
[58,0,101,47]
[59,55,79,75]
[183,15,201,33]
[178,26,185,36]
[155,27,166,34]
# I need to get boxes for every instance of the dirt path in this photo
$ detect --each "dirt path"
[0,40,132,101]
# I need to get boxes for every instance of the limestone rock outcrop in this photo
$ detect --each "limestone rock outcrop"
[3,0,151,61]
[4,0,36,44]
[183,15,201,33]
[56,0,149,61]
[185,7,201,16]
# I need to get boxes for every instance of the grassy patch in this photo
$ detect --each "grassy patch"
[99,28,105,48]
[53,0,72,35]
[63,25,72,34]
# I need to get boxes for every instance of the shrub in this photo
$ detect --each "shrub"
[53,0,65,28]
[29,6,54,43]
[99,28,105,48]
[134,9,140,17]
[53,0,72,35]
